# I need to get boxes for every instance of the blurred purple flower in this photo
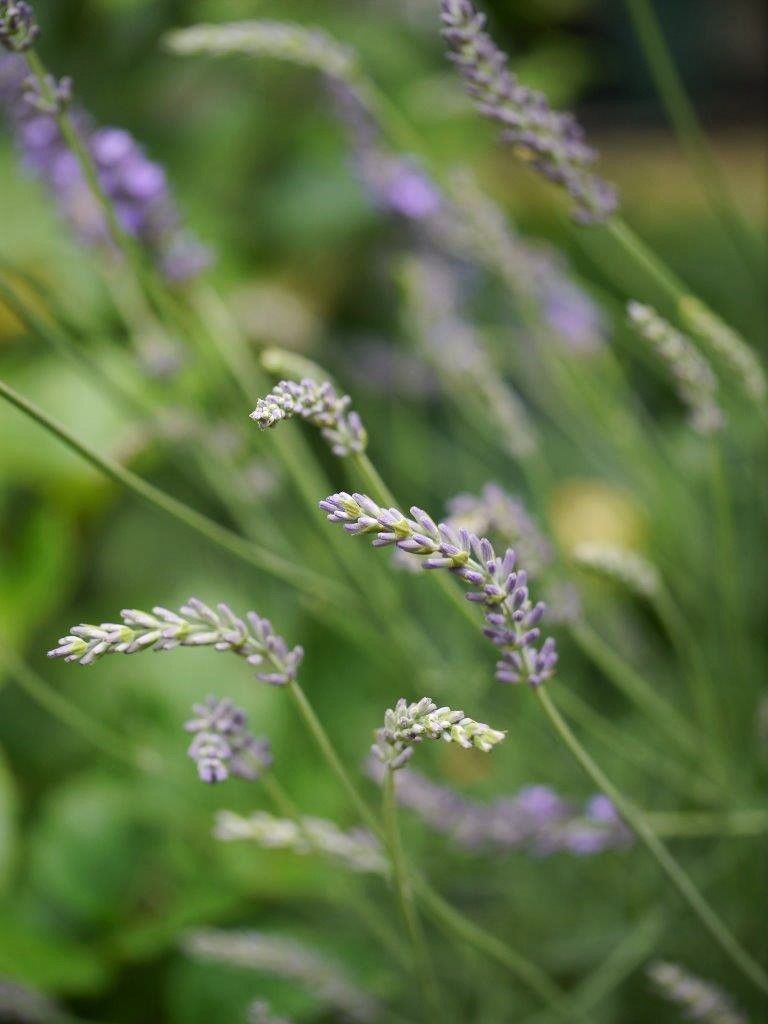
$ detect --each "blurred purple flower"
[0,52,211,281]
[367,759,632,856]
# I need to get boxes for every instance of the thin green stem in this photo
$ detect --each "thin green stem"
[553,685,717,802]
[707,440,747,682]
[521,912,662,1024]
[622,0,765,280]
[568,620,706,762]
[535,686,768,994]
[653,584,725,776]
[0,641,149,770]
[383,769,445,1021]
[413,880,572,1020]
[605,217,686,303]
[0,377,346,605]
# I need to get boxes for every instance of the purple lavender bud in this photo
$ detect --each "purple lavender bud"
[185,696,273,784]
[0,2,39,52]
[440,0,618,223]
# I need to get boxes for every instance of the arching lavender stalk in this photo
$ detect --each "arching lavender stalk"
[647,961,746,1024]
[373,697,506,769]
[185,697,273,784]
[440,0,617,224]
[0,49,210,281]
[628,301,724,434]
[47,598,303,686]
[250,378,367,457]
[320,492,557,686]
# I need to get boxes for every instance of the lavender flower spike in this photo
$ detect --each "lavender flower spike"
[47,598,303,686]
[628,301,724,435]
[0,53,211,281]
[440,0,617,223]
[373,697,505,769]
[320,492,557,686]
[0,2,39,52]
[647,961,746,1024]
[215,810,386,874]
[185,697,273,784]
[251,378,367,456]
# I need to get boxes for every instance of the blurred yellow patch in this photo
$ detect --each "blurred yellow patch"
[0,271,50,343]
[550,479,646,553]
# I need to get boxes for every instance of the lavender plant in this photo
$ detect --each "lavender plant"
[440,0,617,223]
[0,52,210,281]
[320,492,558,686]
[372,697,506,769]
[185,697,273,784]
[2,0,767,1019]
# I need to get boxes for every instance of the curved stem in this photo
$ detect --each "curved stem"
[383,769,445,1021]
[622,0,765,281]
[535,686,768,994]
[412,879,572,1019]
[0,377,345,605]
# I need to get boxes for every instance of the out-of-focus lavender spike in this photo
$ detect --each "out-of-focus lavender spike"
[647,961,747,1024]
[47,599,303,686]
[320,492,557,686]
[215,810,386,874]
[430,168,608,354]
[440,0,618,224]
[628,301,724,435]
[446,483,553,575]
[250,377,367,457]
[330,80,441,222]
[372,696,506,769]
[248,1002,293,1024]
[400,253,538,459]
[573,541,660,599]
[0,52,211,282]
[184,930,379,1024]
[366,759,632,856]
[185,696,273,784]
